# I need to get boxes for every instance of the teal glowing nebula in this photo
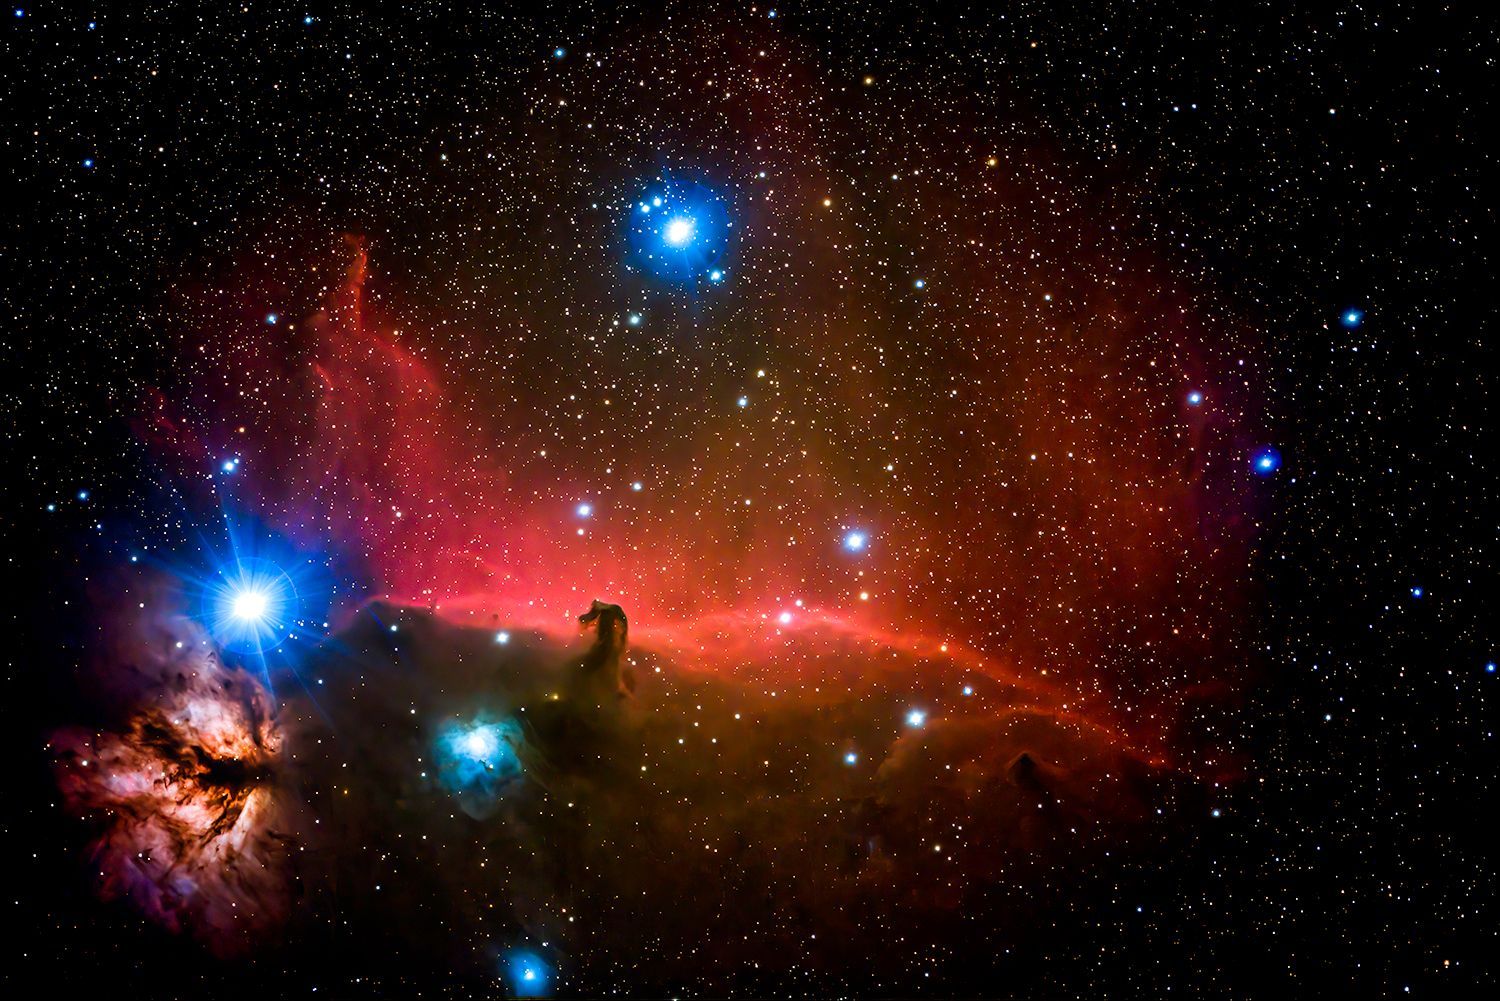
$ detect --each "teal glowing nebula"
[434,717,525,815]
[504,949,554,997]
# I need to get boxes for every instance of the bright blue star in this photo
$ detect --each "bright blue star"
[1341,309,1364,328]
[204,556,297,654]
[266,312,278,324]
[627,179,732,284]
[1410,586,1423,598]
[1186,390,1203,406]
[82,158,94,169]
[232,589,269,621]
[552,46,566,59]
[664,216,696,246]
[843,751,858,765]
[576,502,592,518]
[1252,448,1281,475]
[737,395,749,408]
[906,708,927,728]
[844,530,868,552]
[495,630,510,645]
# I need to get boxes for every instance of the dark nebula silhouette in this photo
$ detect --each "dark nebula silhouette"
[53,575,1204,989]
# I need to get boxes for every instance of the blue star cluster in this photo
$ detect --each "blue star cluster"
[625,180,735,286]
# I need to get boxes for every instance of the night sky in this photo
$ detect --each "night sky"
[3,3,1494,997]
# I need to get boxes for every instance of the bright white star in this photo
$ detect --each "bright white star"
[664,217,695,245]
[231,590,269,622]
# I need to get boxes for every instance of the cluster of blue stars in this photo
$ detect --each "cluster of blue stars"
[626,181,732,285]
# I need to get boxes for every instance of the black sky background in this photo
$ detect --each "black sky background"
[3,2,1494,996]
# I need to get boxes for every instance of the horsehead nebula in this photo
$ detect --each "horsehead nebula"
[33,10,1287,997]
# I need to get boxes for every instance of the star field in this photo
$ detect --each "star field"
[4,3,1494,997]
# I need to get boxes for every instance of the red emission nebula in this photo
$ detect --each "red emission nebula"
[53,27,1269,981]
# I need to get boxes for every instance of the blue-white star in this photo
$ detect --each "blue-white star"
[664,216,696,246]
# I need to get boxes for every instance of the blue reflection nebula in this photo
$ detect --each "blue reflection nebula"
[626,179,733,284]
[1252,447,1282,476]
[504,949,554,997]
[435,717,525,816]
